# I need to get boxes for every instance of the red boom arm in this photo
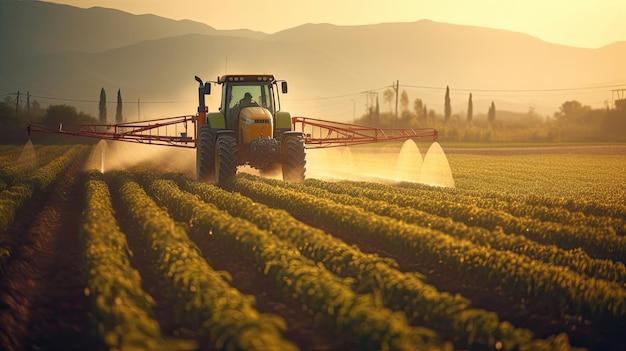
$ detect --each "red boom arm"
[28,115,197,148]
[291,117,437,149]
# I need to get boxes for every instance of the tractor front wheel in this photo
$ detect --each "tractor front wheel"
[282,135,306,182]
[196,124,216,182]
[215,134,238,187]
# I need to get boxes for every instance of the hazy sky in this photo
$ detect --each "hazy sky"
[44,0,624,49]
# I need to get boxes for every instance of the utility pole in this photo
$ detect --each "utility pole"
[27,91,30,115]
[137,98,141,121]
[15,90,19,114]
[612,89,626,110]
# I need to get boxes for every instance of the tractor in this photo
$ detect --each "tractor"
[194,74,305,186]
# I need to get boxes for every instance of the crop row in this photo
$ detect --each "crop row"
[0,145,26,164]
[0,146,85,275]
[0,146,20,168]
[447,153,625,208]
[327,178,625,262]
[165,173,577,351]
[0,145,73,187]
[143,176,449,351]
[267,177,626,285]
[80,171,179,350]
[395,182,625,236]
[110,172,300,351]
[231,176,626,325]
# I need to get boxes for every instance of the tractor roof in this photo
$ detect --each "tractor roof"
[217,74,276,84]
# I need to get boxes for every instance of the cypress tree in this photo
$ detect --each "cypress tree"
[99,88,107,123]
[444,85,451,122]
[488,101,496,123]
[467,93,473,122]
[116,89,123,123]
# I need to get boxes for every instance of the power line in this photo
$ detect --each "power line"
[285,81,626,103]
[400,83,626,94]
[4,80,625,106]
[289,92,364,102]
[289,85,390,102]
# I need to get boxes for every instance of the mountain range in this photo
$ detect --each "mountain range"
[2,0,625,122]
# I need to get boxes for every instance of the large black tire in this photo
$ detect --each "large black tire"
[215,134,238,187]
[282,136,306,182]
[196,124,215,182]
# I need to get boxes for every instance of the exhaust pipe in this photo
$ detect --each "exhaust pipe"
[195,76,205,114]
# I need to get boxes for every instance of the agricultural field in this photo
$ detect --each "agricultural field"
[0,141,624,351]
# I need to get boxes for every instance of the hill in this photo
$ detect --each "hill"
[1,0,625,121]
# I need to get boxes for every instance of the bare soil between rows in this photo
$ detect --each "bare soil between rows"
[0,152,103,351]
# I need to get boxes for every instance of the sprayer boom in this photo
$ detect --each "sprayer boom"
[292,117,438,148]
[28,115,197,148]
[28,115,437,150]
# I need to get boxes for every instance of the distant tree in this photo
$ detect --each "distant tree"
[375,96,380,125]
[116,89,123,123]
[554,100,590,122]
[467,93,473,122]
[31,100,43,116]
[43,104,96,125]
[488,101,496,123]
[400,90,409,113]
[99,87,107,123]
[428,107,436,124]
[444,85,451,122]
[399,91,411,121]
[383,88,394,113]
[0,100,30,144]
[413,98,424,120]
[0,100,13,123]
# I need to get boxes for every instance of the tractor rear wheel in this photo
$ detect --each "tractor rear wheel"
[282,135,306,182]
[196,124,215,182]
[215,134,238,187]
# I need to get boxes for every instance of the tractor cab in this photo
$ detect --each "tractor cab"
[218,75,281,141]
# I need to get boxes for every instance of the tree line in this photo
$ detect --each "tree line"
[1,86,624,144]
[0,87,124,144]
[355,86,626,143]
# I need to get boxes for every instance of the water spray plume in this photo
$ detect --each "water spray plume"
[340,147,356,175]
[101,142,105,173]
[304,140,454,185]
[395,140,423,182]
[85,140,110,173]
[419,142,455,187]
[83,140,196,176]
[18,140,37,169]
